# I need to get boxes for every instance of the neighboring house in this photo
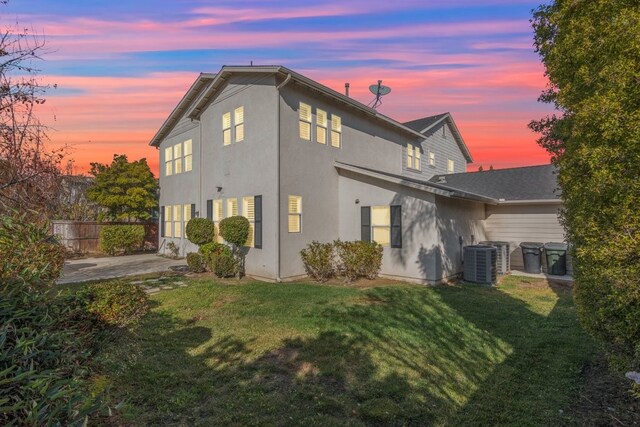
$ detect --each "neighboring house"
[150,65,566,283]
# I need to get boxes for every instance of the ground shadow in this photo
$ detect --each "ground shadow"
[96,279,598,426]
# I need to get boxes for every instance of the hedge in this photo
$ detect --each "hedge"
[99,224,145,256]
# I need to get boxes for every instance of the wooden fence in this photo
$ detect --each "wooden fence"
[51,220,158,254]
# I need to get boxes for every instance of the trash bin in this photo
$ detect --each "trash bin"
[543,242,568,275]
[519,242,544,274]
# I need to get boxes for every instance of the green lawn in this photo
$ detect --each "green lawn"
[94,275,599,426]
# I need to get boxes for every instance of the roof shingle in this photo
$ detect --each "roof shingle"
[429,164,560,201]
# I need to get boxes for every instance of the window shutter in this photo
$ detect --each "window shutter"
[361,206,371,242]
[160,205,165,237]
[206,200,213,220]
[390,205,402,248]
[254,195,262,249]
[191,203,196,219]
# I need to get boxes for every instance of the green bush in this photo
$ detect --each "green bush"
[300,241,335,282]
[213,253,238,278]
[0,286,100,425]
[185,217,215,245]
[186,252,206,273]
[0,213,65,289]
[77,281,149,328]
[219,216,250,247]
[334,240,383,282]
[200,242,232,271]
[99,224,145,256]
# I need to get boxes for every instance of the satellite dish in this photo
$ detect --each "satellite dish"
[368,80,391,109]
[369,84,391,96]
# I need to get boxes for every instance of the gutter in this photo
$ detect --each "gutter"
[497,199,562,205]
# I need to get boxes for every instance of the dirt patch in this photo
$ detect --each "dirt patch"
[569,357,640,426]
[211,294,237,309]
[320,277,419,289]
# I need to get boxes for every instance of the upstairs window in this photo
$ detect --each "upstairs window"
[242,196,255,247]
[429,151,436,167]
[330,114,341,148]
[234,106,244,142]
[223,112,232,146]
[448,159,455,173]
[288,195,302,233]
[184,139,193,172]
[316,109,327,144]
[407,144,421,170]
[299,102,311,141]
[164,146,173,176]
[174,143,183,174]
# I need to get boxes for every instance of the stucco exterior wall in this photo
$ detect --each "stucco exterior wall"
[158,73,280,279]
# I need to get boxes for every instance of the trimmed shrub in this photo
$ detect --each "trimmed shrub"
[334,240,383,282]
[219,216,250,248]
[0,213,65,289]
[213,253,238,278]
[186,252,206,273]
[200,242,232,271]
[300,241,335,282]
[99,224,145,256]
[185,217,215,245]
[77,281,149,328]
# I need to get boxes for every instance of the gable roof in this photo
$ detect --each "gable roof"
[148,73,216,147]
[403,112,473,163]
[430,164,560,202]
[403,113,449,132]
[150,65,430,146]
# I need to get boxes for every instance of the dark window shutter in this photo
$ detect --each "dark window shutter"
[206,200,213,220]
[160,206,165,237]
[390,205,402,248]
[254,195,262,249]
[191,203,196,219]
[361,206,371,242]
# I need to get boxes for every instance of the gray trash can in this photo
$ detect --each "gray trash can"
[543,242,568,275]
[520,242,544,273]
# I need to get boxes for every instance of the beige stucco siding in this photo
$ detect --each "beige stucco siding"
[484,203,571,273]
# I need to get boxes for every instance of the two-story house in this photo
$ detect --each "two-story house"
[150,65,567,283]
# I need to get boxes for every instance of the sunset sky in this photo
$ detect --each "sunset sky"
[4,0,554,176]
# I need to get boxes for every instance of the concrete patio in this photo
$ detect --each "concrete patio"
[58,253,186,285]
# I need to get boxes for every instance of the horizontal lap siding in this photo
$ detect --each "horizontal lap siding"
[485,203,572,273]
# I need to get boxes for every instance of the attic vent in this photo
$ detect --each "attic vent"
[437,176,446,184]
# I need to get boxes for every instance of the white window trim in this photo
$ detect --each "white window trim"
[407,144,421,171]
[429,151,436,167]
[447,159,455,174]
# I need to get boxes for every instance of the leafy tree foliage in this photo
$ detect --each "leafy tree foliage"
[530,0,640,371]
[87,154,157,221]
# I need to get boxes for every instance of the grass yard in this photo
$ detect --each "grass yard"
[92,275,603,425]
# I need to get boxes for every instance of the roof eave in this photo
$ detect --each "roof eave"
[497,199,562,205]
[186,65,427,140]
[149,73,216,147]
[416,113,473,163]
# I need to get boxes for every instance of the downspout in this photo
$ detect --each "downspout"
[275,73,292,282]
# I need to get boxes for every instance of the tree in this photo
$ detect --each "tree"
[0,1,64,218]
[530,0,640,373]
[87,154,157,222]
[477,165,484,172]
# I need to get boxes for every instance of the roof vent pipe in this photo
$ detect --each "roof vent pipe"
[345,82,350,97]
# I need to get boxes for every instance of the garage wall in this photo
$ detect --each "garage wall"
[484,202,572,274]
